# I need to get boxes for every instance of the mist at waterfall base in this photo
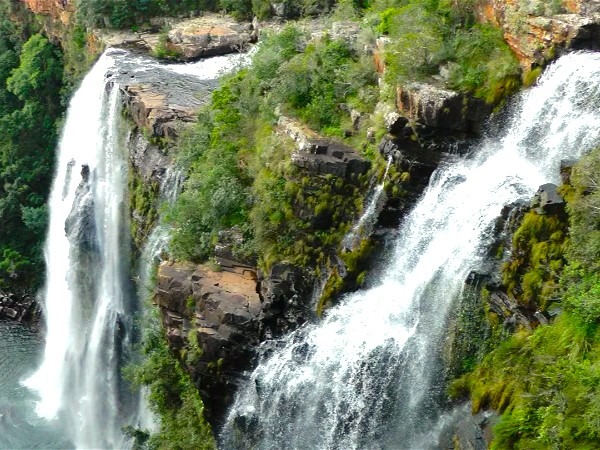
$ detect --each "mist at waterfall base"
[0,322,69,449]
[222,52,600,449]
[17,49,246,449]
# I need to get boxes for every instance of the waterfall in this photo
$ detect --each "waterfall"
[23,51,135,448]
[134,167,185,434]
[22,44,250,448]
[342,156,392,251]
[137,167,184,299]
[222,52,600,449]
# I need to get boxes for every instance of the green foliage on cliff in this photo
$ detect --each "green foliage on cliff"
[502,210,568,310]
[0,16,64,291]
[76,0,337,28]
[374,0,521,103]
[452,148,600,449]
[167,27,377,269]
[167,76,252,262]
[126,314,215,450]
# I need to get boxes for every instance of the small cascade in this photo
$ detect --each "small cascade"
[342,156,392,251]
[133,167,185,434]
[222,52,600,449]
[137,167,185,293]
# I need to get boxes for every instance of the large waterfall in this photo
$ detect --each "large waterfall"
[23,48,248,448]
[223,52,600,449]
[24,51,131,449]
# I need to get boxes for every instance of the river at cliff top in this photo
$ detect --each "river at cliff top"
[0,322,70,449]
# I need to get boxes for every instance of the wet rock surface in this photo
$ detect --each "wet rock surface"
[128,130,169,184]
[531,183,566,215]
[156,259,314,426]
[104,49,220,138]
[0,291,41,325]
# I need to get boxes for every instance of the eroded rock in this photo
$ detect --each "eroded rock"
[95,14,257,61]
[476,0,600,70]
[278,116,370,179]
[167,15,256,60]
[397,83,491,134]
[156,259,314,426]
[531,183,565,215]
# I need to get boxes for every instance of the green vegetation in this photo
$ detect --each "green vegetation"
[502,210,568,310]
[125,312,215,450]
[129,167,160,248]
[452,148,600,448]
[0,4,64,291]
[372,0,521,103]
[76,0,337,28]
[167,27,379,270]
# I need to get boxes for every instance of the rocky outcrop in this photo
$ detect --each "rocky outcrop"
[156,259,314,426]
[167,15,256,60]
[476,0,600,70]
[278,116,371,179]
[106,50,218,137]
[0,291,41,325]
[97,14,257,62]
[397,83,492,135]
[121,83,202,138]
[20,0,72,24]
[128,130,169,183]
[531,183,566,215]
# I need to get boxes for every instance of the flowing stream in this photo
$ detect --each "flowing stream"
[222,52,600,449]
[22,48,247,449]
[342,156,392,251]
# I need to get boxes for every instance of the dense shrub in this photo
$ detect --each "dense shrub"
[0,20,64,290]
[125,312,215,450]
[373,0,520,103]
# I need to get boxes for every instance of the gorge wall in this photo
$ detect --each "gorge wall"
[11,0,600,447]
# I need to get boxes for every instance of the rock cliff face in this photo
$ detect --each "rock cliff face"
[476,0,600,70]
[156,260,315,426]
[20,0,72,24]
[278,116,371,179]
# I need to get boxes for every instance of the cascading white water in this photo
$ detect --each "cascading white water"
[24,51,135,448]
[222,52,600,449]
[24,45,251,448]
[134,168,185,434]
[342,156,392,251]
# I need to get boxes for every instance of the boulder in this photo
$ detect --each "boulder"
[396,83,491,134]
[531,183,565,215]
[167,15,256,60]
[0,291,42,325]
[278,116,370,179]
[95,14,257,62]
